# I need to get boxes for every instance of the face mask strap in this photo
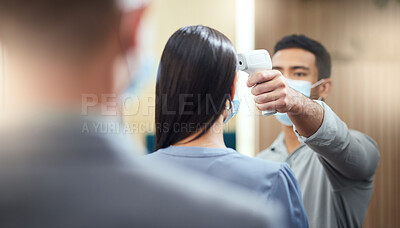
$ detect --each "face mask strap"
[312,79,326,101]
[311,79,325,89]
[225,98,233,111]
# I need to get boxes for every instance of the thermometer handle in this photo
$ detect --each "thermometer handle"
[237,50,277,117]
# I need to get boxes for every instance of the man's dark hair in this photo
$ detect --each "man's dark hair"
[274,34,331,80]
[155,25,237,150]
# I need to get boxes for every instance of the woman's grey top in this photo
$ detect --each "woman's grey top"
[146,146,309,228]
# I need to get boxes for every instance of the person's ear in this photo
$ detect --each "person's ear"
[120,5,148,51]
[318,78,332,100]
[230,73,238,99]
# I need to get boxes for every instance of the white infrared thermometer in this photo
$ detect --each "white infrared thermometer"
[237,49,277,116]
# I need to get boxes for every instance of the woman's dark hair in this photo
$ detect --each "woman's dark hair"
[155,25,237,150]
[274,34,331,80]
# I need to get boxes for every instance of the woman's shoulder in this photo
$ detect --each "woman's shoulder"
[218,149,290,176]
[207,150,297,194]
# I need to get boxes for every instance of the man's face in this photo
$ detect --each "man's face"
[272,48,321,99]
[272,48,318,82]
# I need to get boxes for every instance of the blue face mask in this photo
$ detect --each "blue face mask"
[224,92,240,124]
[274,78,324,126]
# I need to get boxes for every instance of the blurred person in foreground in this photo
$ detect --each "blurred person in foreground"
[145,25,308,228]
[0,0,277,227]
[251,34,380,228]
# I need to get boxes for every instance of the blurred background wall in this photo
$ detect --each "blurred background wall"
[0,46,4,112]
[255,0,400,227]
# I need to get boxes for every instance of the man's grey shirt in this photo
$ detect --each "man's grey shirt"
[257,101,380,228]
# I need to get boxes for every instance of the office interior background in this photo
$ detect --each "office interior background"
[0,0,399,227]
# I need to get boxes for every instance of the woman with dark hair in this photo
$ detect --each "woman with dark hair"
[146,25,309,228]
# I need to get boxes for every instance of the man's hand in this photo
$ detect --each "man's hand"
[247,70,324,137]
[246,70,305,114]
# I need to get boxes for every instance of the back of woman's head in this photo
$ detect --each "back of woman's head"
[155,25,237,150]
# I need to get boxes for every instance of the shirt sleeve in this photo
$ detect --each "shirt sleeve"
[268,164,309,228]
[293,100,380,181]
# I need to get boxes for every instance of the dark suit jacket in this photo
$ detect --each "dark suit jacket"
[0,118,274,228]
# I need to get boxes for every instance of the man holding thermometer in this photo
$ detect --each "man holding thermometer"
[245,35,380,228]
